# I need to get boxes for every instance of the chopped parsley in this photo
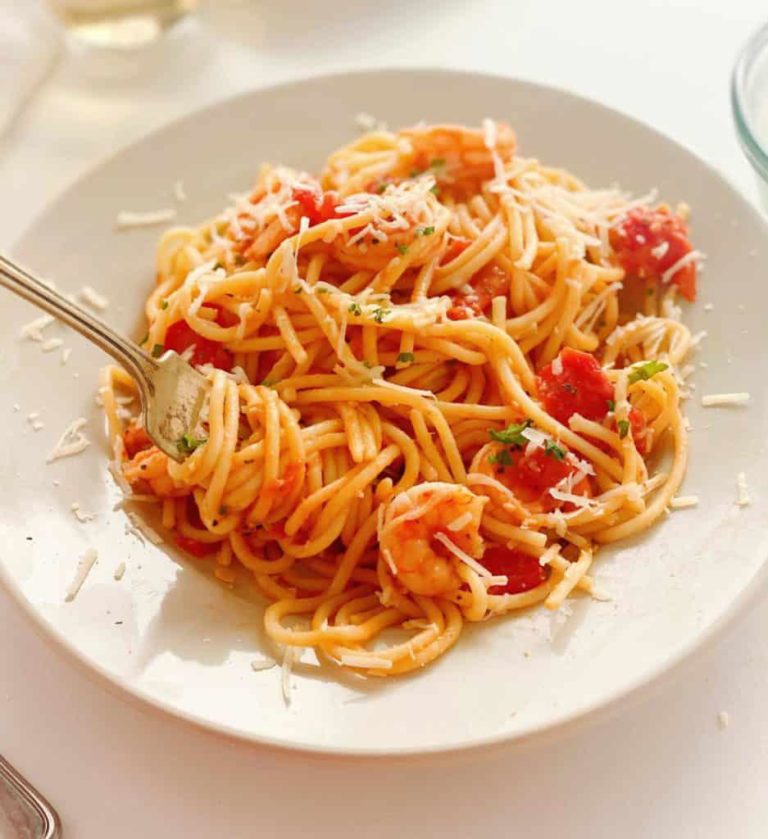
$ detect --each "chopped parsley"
[377,183,387,194]
[489,419,532,447]
[628,360,668,384]
[397,352,415,363]
[177,433,207,454]
[409,168,422,178]
[606,399,616,412]
[430,185,439,196]
[395,243,409,255]
[151,344,164,358]
[348,302,362,316]
[260,378,279,388]
[160,299,169,310]
[316,287,329,294]
[617,419,630,439]
[372,307,391,324]
[544,440,566,460]
[430,158,446,169]
[489,448,513,467]
[362,361,374,369]
[416,226,435,236]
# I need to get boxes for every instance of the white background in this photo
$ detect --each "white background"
[1,1,767,836]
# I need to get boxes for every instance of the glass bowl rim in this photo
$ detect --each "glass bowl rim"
[732,21,768,180]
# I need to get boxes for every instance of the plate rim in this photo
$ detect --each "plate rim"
[4,66,768,757]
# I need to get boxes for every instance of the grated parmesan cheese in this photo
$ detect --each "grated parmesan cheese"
[116,208,177,229]
[736,472,751,507]
[551,355,563,376]
[113,561,126,581]
[281,647,298,705]
[433,532,491,578]
[670,495,699,510]
[20,314,54,342]
[661,250,704,285]
[70,501,95,523]
[64,548,98,602]
[79,285,109,311]
[173,179,187,202]
[701,392,750,407]
[61,347,72,365]
[42,337,63,352]
[717,711,731,730]
[46,417,90,463]
[446,511,474,532]
[125,511,164,545]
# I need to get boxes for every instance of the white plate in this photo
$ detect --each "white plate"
[2,69,767,755]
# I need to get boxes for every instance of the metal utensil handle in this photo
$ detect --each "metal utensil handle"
[0,754,61,838]
[0,252,156,388]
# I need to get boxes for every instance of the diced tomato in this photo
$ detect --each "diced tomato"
[122,423,152,458]
[203,302,240,328]
[291,184,342,226]
[440,235,472,266]
[175,535,218,558]
[610,206,698,302]
[480,544,550,595]
[163,319,234,371]
[489,445,590,511]
[448,264,510,320]
[537,348,614,426]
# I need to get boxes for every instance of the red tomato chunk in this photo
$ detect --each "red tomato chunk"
[480,544,550,594]
[163,317,234,371]
[610,206,698,302]
[291,185,343,226]
[448,264,510,320]
[537,348,613,426]
[175,535,218,558]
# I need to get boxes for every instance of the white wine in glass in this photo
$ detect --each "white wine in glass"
[47,0,199,48]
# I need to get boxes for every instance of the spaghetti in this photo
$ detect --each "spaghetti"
[101,122,700,676]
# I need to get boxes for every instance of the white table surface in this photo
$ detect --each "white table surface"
[2,1,767,836]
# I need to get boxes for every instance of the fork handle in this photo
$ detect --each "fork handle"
[0,252,157,392]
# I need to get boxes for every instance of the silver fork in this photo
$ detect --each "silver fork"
[0,252,209,462]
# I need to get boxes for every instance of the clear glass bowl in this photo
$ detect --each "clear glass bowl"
[732,22,768,208]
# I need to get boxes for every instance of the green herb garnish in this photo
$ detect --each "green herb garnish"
[260,378,279,388]
[372,307,391,324]
[348,302,362,316]
[416,226,435,236]
[617,419,630,439]
[489,448,513,467]
[430,158,446,169]
[397,352,415,363]
[151,344,164,358]
[395,243,409,255]
[160,299,169,310]
[544,440,566,461]
[177,433,207,454]
[628,360,668,384]
[606,399,616,412]
[377,183,387,194]
[489,419,532,447]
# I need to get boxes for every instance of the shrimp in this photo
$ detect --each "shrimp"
[321,122,517,198]
[399,121,517,188]
[378,481,487,597]
[222,165,312,264]
[331,179,450,274]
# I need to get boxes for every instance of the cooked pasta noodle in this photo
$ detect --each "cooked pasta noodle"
[101,121,700,677]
